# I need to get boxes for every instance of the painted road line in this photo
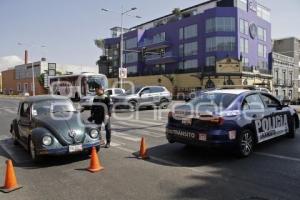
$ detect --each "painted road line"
[255,152,300,162]
[4,108,17,114]
[112,131,141,142]
[114,118,165,126]
[0,138,32,164]
[114,120,165,129]
[112,125,165,138]
[111,124,165,137]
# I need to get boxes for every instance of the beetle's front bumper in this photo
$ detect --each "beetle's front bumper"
[36,142,100,156]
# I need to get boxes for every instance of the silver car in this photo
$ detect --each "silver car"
[112,86,172,111]
[80,88,125,110]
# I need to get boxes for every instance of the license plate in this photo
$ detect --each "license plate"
[69,144,83,153]
[199,134,207,141]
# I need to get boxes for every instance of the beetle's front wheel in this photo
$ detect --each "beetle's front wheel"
[29,139,41,163]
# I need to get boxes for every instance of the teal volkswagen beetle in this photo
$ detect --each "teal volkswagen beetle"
[10,95,101,162]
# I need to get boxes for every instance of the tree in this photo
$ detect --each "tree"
[94,38,105,50]
[172,8,181,17]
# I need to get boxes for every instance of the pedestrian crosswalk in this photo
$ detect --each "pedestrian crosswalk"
[102,117,168,145]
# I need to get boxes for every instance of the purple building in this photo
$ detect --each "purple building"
[101,0,271,86]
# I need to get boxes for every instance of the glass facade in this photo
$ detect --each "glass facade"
[124,52,138,64]
[179,41,198,57]
[178,59,198,70]
[206,56,216,67]
[125,37,137,49]
[206,17,235,33]
[206,37,236,52]
[127,65,138,75]
[179,24,197,40]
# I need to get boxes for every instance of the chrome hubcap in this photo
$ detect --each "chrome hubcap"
[241,132,253,155]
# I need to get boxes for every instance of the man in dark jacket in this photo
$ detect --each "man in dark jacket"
[90,85,112,148]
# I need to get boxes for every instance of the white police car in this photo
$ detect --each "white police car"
[166,89,299,157]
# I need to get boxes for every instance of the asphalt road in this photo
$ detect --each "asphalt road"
[0,98,299,200]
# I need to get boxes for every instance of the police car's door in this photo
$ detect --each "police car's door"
[242,94,266,142]
[259,93,290,141]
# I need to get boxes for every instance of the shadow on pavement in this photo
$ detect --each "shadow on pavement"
[0,138,92,169]
[133,143,236,168]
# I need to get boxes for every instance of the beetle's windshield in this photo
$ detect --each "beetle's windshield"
[32,100,76,115]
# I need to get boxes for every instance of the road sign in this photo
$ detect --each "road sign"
[119,68,127,79]
[48,63,56,76]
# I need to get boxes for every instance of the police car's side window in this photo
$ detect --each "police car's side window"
[261,94,281,109]
[243,94,265,110]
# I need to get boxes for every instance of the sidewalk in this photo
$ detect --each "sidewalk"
[0,95,25,100]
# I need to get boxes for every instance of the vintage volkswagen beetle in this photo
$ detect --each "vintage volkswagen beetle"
[10,95,101,162]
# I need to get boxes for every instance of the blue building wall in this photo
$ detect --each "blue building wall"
[104,0,271,77]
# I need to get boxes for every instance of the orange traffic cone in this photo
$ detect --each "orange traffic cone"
[0,160,22,193]
[139,137,149,159]
[87,147,104,173]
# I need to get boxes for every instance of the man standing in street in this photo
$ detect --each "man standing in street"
[90,84,112,148]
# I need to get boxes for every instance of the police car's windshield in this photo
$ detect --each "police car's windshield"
[188,93,238,110]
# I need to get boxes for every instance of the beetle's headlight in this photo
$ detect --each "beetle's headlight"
[90,129,99,139]
[42,136,53,146]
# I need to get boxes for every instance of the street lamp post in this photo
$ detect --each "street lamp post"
[101,7,141,89]
[17,42,46,96]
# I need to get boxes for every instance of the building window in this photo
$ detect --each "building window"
[257,5,271,22]
[258,44,267,58]
[258,27,267,41]
[206,17,235,33]
[17,83,21,91]
[178,59,198,71]
[126,65,137,75]
[179,24,197,40]
[240,19,249,35]
[184,42,198,56]
[240,37,249,54]
[124,52,138,64]
[24,83,28,92]
[206,37,236,52]
[184,59,198,69]
[258,60,268,69]
[153,32,166,43]
[237,0,247,11]
[206,56,216,67]
[125,37,137,49]
[242,57,249,67]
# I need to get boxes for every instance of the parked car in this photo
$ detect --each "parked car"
[10,95,101,162]
[166,89,299,157]
[112,86,172,111]
[80,88,125,110]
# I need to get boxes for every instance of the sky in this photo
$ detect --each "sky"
[0,0,300,69]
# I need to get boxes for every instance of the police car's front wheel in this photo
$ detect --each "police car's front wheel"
[287,118,296,138]
[236,130,254,158]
